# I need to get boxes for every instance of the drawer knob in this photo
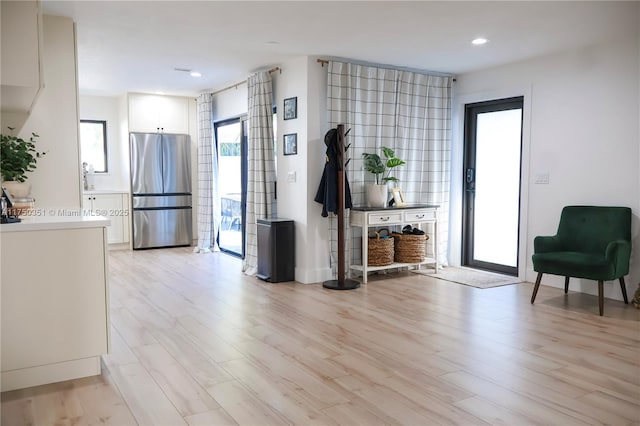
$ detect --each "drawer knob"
[380,216,390,221]
[416,214,425,218]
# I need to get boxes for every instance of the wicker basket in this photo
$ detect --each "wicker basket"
[367,229,395,266]
[392,232,429,263]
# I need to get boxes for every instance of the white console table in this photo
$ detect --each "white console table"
[349,205,439,284]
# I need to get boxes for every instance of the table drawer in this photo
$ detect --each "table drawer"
[403,209,436,222]
[368,212,403,225]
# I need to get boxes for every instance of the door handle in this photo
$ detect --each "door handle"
[466,168,474,183]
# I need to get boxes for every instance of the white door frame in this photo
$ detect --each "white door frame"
[449,85,532,282]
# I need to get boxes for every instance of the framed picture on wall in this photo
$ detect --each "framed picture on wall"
[283,133,297,155]
[283,97,297,120]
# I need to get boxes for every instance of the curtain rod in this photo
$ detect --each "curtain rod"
[211,66,281,96]
[316,58,456,81]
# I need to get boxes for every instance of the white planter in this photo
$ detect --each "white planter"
[365,184,388,208]
[1,181,31,198]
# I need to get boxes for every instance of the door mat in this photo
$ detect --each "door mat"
[412,267,523,289]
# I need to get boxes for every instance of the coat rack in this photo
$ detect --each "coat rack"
[323,124,360,290]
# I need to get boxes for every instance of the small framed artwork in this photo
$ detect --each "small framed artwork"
[283,97,297,120]
[391,188,406,207]
[283,133,297,155]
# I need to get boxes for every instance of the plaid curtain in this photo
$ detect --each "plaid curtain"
[193,93,221,253]
[327,61,452,272]
[243,72,276,274]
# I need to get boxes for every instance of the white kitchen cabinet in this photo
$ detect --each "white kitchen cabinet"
[83,192,130,244]
[1,217,110,391]
[1,0,44,130]
[128,93,190,134]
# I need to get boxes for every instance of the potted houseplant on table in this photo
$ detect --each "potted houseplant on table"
[1,127,46,198]
[362,147,405,207]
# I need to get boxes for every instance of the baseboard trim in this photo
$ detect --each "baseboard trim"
[295,267,333,284]
[1,356,101,392]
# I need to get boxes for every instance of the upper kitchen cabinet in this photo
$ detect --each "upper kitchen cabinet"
[1,0,44,131]
[128,93,191,134]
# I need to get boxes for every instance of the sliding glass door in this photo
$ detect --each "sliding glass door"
[215,118,247,257]
[214,108,275,257]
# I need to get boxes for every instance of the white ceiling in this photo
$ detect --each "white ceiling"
[41,1,637,97]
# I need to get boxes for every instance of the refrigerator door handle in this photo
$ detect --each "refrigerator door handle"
[132,194,192,209]
[133,206,192,211]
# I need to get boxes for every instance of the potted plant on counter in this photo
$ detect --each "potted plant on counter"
[1,127,46,198]
[362,147,405,207]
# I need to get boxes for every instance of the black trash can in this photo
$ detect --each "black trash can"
[256,218,295,282]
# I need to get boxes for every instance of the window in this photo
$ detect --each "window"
[80,120,108,173]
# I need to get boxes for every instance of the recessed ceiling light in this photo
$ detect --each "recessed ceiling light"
[190,71,202,77]
[472,38,488,45]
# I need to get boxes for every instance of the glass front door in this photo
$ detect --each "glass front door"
[462,97,524,276]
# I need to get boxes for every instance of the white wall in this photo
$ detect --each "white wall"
[274,56,332,283]
[79,95,129,191]
[117,93,130,187]
[306,57,332,282]
[212,85,248,122]
[17,15,81,209]
[453,31,640,301]
[275,57,308,281]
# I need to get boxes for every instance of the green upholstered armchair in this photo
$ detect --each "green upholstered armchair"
[531,205,632,316]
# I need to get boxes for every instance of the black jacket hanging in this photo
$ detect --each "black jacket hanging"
[314,128,352,217]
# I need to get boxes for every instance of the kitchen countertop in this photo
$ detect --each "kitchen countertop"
[0,215,110,232]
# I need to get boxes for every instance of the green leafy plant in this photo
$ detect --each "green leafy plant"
[362,147,405,184]
[1,127,46,182]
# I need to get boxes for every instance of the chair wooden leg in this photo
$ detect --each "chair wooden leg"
[531,272,543,304]
[619,277,629,304]
[564,276,570,294]
[598,280,604,316]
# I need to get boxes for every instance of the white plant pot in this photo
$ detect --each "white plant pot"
[1,181,31,198]
[365,184,388,208]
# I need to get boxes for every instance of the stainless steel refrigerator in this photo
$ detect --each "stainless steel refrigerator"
[130,132,192,249]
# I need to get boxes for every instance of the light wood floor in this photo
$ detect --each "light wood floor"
[3,247,639,425]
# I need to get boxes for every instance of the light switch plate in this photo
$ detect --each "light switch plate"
[287,171,296,183]
[534,173,550,184]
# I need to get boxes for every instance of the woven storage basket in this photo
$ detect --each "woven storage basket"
[367,229,395,266]
[392,232,429,263]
